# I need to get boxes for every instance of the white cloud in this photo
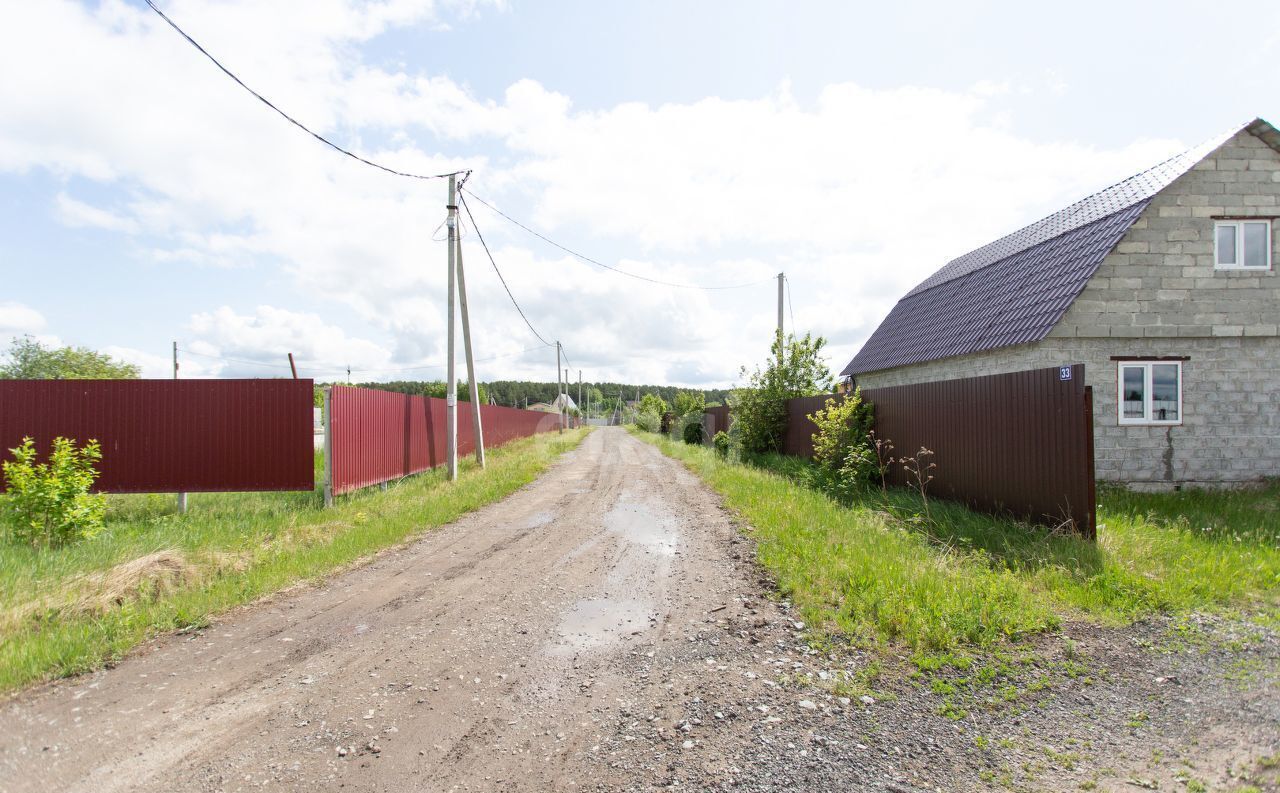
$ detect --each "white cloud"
[186,305,393,379]
[54,193,139,233]
[0,302,48,336]
[0,0,1200,387]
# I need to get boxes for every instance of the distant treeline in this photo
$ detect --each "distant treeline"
[320,379,730,410]
[483,381,730,409]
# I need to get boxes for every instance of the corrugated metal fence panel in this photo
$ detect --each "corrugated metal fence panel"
[0,379,314,493]
[861,364,1095,537]
[714,366,1095,536]
[781,394,838,458]
[329,386,564,495]
[703,406,732,438]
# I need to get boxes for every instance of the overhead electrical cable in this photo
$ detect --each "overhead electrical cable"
[459,195,554,348]
[143,0,466,181]
[461,188,774,291]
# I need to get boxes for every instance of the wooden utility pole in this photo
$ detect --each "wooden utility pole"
[777,272,785,364]
[287,352,298,379]
[577,370,582,420]
[173,341,186,514]
[455,229,485,467]
[446,174,459,481]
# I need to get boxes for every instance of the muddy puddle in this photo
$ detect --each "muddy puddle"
[603,498,678,555]
[548,597,653,654]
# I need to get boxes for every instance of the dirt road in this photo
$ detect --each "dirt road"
[3,428,1277,793]
[0,428,754,792]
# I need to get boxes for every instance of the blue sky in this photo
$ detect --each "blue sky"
[1,0,1276,388]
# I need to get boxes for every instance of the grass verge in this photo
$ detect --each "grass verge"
[0,428,589,694]
[631,430,1279,654]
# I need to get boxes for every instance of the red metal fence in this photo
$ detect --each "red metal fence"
[0,379,315,493]
[327,386,566,496]
[712,365,1096,536]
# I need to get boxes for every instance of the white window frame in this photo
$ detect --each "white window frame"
[1213,219,1272,270]
[1116,360,1183,426]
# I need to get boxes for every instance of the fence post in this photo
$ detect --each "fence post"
[323,386,334,508]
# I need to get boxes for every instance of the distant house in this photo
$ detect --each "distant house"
[528,394,577,414]
[842,118,1280,489]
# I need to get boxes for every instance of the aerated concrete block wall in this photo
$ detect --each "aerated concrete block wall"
[857,129,1280,488]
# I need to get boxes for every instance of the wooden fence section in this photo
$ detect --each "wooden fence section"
[715,365,1097,537]
[327,386,566,496]
[0,379,315,493]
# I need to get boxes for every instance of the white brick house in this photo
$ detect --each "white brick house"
[842,119,1280,489]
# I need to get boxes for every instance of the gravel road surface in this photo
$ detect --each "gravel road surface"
[2,427,1276,792]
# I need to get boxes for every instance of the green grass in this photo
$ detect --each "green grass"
[632,430,1280,654]
[0,428,589,693]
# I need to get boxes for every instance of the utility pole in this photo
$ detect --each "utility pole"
[777,272,785,365]
[288,352,298,379]
[556,342,564,433]
[455,225,485,467]
[578,370,582,420]
[173,341,186,515]
[445,174,459,481]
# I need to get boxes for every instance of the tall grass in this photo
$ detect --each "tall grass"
[637,432,1279,653]
[0,429,589,693]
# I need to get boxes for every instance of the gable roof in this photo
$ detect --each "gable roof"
[842,118,1280,377]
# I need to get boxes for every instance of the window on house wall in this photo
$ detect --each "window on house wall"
[1117,361,1182,425]
[1214,220,1272,269]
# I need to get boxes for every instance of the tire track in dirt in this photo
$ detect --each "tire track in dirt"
[0,428,754,793]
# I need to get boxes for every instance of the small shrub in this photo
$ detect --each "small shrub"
[682,419,705,445]
[635,410,661,433]
[808,389,875,500]
[713,431,731,459]
[2,436,107,547]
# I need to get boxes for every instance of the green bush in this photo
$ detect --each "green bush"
[713,431,731,458]
[2,437,107,547]
[682,419,705,445]
[731,333,833,455]
[635,410,661,433]
[809,389,875,499]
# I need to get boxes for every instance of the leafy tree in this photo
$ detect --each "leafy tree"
[673,390,705,417]
[357,380,488,404]
[638,393,669,417]
[731,333,833,455]
[0,337,140,380]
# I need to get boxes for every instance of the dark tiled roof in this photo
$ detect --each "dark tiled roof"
[842,119,1279,378]
[843,203,1147,376]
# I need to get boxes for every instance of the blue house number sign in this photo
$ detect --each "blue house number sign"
[1059,366,1072,381]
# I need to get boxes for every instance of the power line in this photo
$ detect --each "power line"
[461,188,773,291]
[143,0,465,181]
[459,195,554,348]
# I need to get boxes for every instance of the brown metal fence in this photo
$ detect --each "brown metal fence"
[702,406,732,441]
[862,365,1095,537]
[0,379,315,493]
[714,365,1096,537]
